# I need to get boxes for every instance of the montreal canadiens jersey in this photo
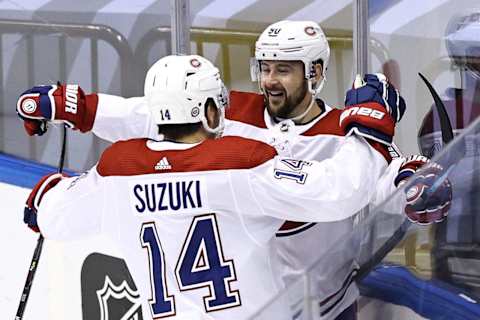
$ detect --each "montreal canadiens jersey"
[38,135,384,320]
[224,91,402,319]
[90,91,400,319]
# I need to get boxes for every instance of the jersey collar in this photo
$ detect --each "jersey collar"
[146,140,201,151]
[263,100,334,135]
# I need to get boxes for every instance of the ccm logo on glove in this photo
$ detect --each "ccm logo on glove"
[339,106,386,125]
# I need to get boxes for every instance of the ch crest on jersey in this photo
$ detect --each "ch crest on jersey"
[96,276,143,320]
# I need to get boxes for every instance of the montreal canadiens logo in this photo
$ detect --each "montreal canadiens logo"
[191,106,200,117]
[22,98,37,114]
[190,58,202,68]
[304,26,317,36]
[406,184,424,203]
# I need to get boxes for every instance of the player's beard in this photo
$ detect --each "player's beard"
[264,80,309,119]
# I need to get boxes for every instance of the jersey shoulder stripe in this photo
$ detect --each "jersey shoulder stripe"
[97,136,277,177]
[302,108,345,137]
[226,91,267,128]
[304,108,392,163]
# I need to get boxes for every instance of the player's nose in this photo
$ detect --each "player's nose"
[262,70,280,87]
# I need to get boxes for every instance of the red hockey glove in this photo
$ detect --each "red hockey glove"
[395,156,452,225]
[340,73,406,146]
[394,155,430,187]
[17,84,98,136]
[24,173,67,232]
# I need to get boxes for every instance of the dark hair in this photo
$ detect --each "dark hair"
[312,58,324,68]
[157,98,215,140]
[157,122,203,140]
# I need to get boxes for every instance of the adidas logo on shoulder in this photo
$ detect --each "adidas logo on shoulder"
[155,157,172,170]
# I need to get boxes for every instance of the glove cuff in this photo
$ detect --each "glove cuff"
[79,93,99,132]
[24,172,68,233]
[394,155,430,187]
[340,102,395,146]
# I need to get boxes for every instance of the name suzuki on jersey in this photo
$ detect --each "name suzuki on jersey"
[133,180,203,213]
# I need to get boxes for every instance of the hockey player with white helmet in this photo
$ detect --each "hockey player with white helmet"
[20,54,392,320]
[16,21,451,320]
[250,20,330,123]
[144,55,228,138]
[250,20,400,319]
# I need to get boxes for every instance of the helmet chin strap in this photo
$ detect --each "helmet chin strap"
[202,107,225,138]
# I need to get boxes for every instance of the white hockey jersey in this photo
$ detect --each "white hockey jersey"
[38,135,385,320]
[89,91,400,319]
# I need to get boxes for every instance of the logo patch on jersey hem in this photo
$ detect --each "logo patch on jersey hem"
[81,253,143,320]
[97,276,142,320]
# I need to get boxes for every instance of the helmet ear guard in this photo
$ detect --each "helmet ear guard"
[144,55,229,137]
[249,57,260,82]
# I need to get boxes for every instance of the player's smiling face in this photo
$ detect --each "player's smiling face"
[259,60,310,119]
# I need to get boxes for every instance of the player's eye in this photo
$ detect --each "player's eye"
[276,65,292,74]
[260,65,270,74]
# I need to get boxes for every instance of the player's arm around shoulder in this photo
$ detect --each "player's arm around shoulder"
[247,134,386,223]
[93,94,159,142]
[34,166,106,240]
[370,155,405,207]
[16,83,156,142]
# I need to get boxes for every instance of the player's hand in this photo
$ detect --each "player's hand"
[346,73,406,123]
[340,73,406,145]
[16,84,98,136]
[394,155,430,187]
[24,173,67,232]
[395,156,452,225]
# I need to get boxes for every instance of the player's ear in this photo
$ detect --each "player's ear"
[314,63,323,82]
[205,99,219,128]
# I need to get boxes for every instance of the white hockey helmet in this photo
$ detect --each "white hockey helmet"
[251,20,330,96]
[144,55,229,136]
[445,12,480,76]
